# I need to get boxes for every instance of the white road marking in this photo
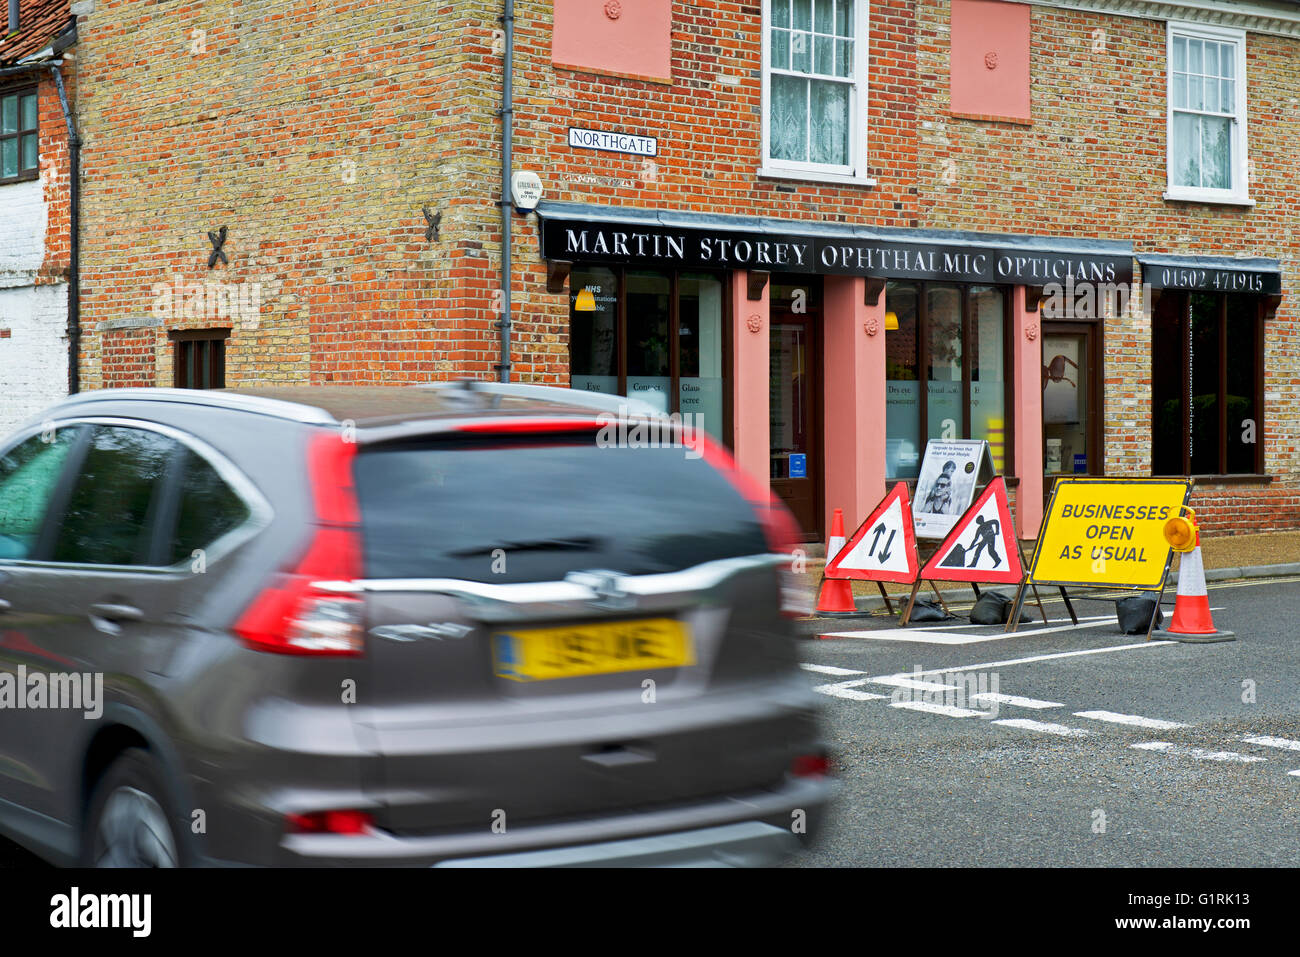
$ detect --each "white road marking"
[1132,742,1266,763]
[871,676,961,692]
[820,616,1120,645]
[993,718,1094,737]
[1074,710,1189,731]
[911,614,1116,631]
[800,663,866,676]
[972,693,1063,709]
[818,629,1004,645]
[890,700,988,718]
[1241,734,1300,752]
[871,640,1175,682]
[813,682,890,701]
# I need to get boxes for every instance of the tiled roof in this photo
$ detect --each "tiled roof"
[0,0,73,67]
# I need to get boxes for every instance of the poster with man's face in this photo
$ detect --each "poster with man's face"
[914,440,987,538]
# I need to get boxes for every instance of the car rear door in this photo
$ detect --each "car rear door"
[347,426,819,837]
[0,422,211,827]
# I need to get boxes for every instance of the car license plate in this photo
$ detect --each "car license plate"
[493,619,694,682]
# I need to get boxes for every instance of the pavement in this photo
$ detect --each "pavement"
[789,575,1300,867]
[795,529,1300,620]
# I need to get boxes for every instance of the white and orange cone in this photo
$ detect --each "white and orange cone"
[1153,515,1234,643]
[816,507,860,618]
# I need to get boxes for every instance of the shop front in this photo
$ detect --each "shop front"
[537,201,1134,542]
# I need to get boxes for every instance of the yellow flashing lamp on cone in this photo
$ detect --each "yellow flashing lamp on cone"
[1162,507,1198,552]
[1153,506,1235,643]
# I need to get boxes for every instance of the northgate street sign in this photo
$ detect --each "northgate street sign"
[539,214,1136,286]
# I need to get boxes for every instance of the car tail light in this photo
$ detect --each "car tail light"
[286,809,374,835]
[791,753,832,777]
[455,417,604,434]
[690,427,802,555]
[233,433,366,657]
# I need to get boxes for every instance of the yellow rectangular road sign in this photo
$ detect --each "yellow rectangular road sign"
[1029,479,1192,590]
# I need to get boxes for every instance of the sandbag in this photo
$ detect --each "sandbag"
[970,591,1030,625]
[1116,595,1163,634]
[906,598,953,623]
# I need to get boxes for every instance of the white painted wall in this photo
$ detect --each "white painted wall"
[0,180,50,282]
[0,284,68,434]
[0,177,68,438]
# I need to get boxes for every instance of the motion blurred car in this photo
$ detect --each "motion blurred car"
[0,382,831,866]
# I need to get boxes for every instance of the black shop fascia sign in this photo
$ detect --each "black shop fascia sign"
[537,202,1135,286]
[1137,254,1282,296]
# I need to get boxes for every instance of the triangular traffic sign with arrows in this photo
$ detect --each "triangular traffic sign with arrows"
[823,482,920,584]
[919,476,1023,584]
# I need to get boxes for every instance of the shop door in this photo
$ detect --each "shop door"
[1042,321,1100,505]
[770,306,822,541]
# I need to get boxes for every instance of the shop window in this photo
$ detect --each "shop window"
[884,282,1011,479]
[763,0,871,183]
[0,86,39,184]
[569,267,726,442]
[1165,23,1250,204]
[170,329,229,390]
[1151,291,1262,476]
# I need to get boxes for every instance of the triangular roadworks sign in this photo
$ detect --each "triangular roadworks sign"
[823,482,919,584]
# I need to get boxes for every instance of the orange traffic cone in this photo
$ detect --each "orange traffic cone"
[816,508,861,618]
[1152,527,1234,643]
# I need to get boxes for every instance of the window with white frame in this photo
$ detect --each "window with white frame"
[763,0,870,184]
[1166,23,1249,203]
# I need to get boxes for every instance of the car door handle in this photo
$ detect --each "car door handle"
[88,603,143,635]
[0,598,10,614]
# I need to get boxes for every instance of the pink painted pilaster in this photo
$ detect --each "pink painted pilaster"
[1012,284,1044,539]
[822,276,887,534]
[730,271,770,485]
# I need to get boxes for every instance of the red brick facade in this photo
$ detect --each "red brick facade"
[69,0,1300,535]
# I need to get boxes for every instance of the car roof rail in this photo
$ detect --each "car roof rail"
[420,380,666,418]
[44,388,339,425]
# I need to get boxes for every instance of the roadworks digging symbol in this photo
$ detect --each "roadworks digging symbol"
[921,476,1022,584]
[823,482,919,584]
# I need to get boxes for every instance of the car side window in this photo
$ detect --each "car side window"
[0,428,82,561]
[166,449,251,565]
[50,426,179,566]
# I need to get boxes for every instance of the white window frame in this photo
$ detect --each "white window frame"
[1164,21,1252,207]
[760,0,875,187]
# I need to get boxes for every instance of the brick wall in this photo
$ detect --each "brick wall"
[70,0,1300,534]
[99,327,154,387]
[909,1,1300,533]
[73,0,504,388]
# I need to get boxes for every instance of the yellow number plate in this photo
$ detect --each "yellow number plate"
[493,619,694,682]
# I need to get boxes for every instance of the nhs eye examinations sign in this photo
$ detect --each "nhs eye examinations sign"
[1028,479,1192,591]
[568,127,658,157]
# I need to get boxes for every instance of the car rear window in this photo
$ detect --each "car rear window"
[353,433,768,583]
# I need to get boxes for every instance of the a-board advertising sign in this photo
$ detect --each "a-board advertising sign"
[919,476,1023,584]
[1028,478,1192,590]
[912,439,994,539]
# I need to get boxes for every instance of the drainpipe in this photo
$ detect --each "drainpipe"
[49,63,80,395]
[0,55,80,394]
[496,0,514,383]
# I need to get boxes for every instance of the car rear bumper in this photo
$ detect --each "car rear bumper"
[269,774,833,867]
[435,821,797,868]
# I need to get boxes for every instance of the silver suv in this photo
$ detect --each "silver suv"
[0,383,831,867]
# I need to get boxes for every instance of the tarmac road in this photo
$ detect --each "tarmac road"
[790,576,1300,867]
[2,577,1296,869]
